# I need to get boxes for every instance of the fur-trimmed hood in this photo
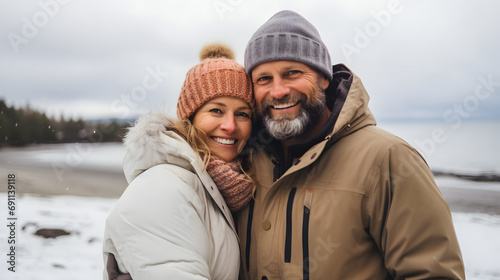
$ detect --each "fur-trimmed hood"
[122,113,202,184]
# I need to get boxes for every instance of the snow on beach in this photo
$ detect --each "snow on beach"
[0,193,499,280]
[0,194,116,280]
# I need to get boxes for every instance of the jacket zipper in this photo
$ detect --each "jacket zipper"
[272,159,281,182]
[302,206,311,279]
[303,190,314,280]
[284,187,297,263]
[245,199,254,272]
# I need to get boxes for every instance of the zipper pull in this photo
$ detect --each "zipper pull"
[272,159,280,182]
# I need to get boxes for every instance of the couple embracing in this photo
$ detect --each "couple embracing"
[103,10,465,280]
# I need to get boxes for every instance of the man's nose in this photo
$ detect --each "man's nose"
[270,77,290,99]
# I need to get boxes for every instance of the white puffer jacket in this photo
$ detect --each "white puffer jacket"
[102,113,240,280]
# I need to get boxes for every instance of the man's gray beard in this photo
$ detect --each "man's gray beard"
[262,110,308,140]
[260,92,326,141]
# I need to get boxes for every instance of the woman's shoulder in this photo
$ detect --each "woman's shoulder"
[128,164,204,197]
[108,164,209,225]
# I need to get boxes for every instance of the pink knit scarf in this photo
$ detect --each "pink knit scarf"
[206,156,254,212]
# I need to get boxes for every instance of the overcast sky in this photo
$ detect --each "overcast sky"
[1,0,499,122]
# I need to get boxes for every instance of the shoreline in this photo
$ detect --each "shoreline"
[1,143,500,215]
[433,171,500,182]
[2,162,500,215]
[0,162,128,198]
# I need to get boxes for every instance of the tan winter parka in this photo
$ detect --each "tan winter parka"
[236,64,465,280]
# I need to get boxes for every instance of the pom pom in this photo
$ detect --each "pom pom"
[199,43,235,61]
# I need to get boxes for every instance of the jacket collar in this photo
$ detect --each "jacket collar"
[122,112,237,233]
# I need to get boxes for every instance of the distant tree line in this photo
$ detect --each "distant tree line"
[0,99,131,147]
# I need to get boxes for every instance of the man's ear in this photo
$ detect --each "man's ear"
[321,76,330,90]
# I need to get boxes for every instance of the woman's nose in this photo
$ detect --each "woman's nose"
[219,115,237,133]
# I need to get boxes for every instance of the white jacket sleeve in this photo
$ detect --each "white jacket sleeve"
[105,165,213,279]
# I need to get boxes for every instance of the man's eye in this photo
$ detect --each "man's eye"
[285,70,300,76]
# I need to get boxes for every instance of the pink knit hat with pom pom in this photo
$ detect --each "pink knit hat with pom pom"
[177,43,254,120]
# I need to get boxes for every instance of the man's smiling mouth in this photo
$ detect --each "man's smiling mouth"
[272,101,300,110]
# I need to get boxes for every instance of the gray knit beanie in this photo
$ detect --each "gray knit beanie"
[244,10,333,81]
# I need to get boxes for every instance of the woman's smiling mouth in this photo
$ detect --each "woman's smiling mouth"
[212,137,237,145]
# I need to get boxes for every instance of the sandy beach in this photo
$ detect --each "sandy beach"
[1,143,500,214]
[0,162,128,198]
[0,143,128,198]
[437,177,500,215]
[1,143,500,215]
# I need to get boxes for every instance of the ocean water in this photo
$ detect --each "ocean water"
[3,120,499,177]
[2,142,125,173]
[378,120,500,176]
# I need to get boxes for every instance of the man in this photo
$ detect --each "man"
[237,10,465,280]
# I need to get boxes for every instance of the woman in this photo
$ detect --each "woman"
[102,43,254,280]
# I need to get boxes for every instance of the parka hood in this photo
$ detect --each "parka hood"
[329,64,376,140]
[122,113,201,183]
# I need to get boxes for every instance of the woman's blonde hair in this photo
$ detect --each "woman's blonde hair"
[170,118,212,168]
[170,118,256,192]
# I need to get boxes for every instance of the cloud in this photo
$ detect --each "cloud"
[1,0,499,121]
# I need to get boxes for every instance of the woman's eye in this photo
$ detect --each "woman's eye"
[209,108,222,114]
[237,112,251,119]
[255,76,271,84]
